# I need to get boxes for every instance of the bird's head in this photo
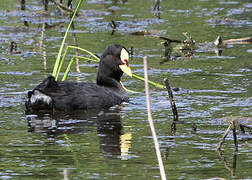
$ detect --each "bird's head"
[97,44,132,85]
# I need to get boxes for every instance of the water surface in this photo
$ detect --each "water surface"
[0,0,251,179]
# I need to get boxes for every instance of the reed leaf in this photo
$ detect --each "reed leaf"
[55,45,99,80]
[61,52,165,89]
[62,56,98,81]
[51,0,164,89]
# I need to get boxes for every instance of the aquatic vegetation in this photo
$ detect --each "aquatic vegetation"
[51,0,165,89]
[52,0,84,79]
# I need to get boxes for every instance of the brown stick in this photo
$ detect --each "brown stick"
[217,123,232,151]
[154,36,182,43]
[217,150,237,177]
[240,123,252,132]
[164,78,178,121]
[232,120,238,151]
[223,37,252,44]
[217,119,240,151]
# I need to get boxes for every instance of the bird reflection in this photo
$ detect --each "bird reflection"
[26,108,131,160]
[97,112,122,158]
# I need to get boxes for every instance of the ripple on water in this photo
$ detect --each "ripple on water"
[133,68,202,76]
[82,18,166,33]
[0,0,251,179]
[0,71,33,76]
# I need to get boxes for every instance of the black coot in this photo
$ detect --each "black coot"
[25,44,132,114]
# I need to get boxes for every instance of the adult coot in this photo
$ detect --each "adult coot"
[25,44,132,114]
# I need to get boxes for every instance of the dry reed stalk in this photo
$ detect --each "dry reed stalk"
[143,56,167,180]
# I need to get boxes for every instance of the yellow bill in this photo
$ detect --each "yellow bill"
[119,64,132,77]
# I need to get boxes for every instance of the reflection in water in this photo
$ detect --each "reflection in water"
[165,121,176,160]
[97,112,131,159]
[217,149,238,178]
[26,108,132,160]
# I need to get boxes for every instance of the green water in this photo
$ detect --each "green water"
[0,0,251,179]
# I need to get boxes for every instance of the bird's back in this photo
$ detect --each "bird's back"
[25,76,129,113]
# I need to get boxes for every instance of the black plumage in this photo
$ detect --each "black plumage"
[25,44,132,114]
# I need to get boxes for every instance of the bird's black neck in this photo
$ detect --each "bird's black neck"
[96,74,123,90]
[96,45,125,91]
[96,62,124,90]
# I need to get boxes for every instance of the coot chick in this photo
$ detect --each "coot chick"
[25,44,132,114]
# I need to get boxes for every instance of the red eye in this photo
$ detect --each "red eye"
[123,59,129,66]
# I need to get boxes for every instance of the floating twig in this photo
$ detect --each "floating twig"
[223,37,252,44]
[154,36,182,43]
[143,56,167,180]
[239,123,252,134]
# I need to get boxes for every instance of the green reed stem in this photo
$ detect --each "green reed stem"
[60,51,165,89]
[132,74,165,89]
[52,0,84,78]
[55,46,70,80]
[62,56,98,81]
[55,45,100,80]
[62,56,75,81]
[67,46,100,61]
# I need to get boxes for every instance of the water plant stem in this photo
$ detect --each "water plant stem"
[132,74,165,89]
[62,55,98,81]
[52,0,84,78]
[143,56,167,180]
[58,45,165,89]
[55,45,99,80]
[164,78,178,121]
[216,118,238,151]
